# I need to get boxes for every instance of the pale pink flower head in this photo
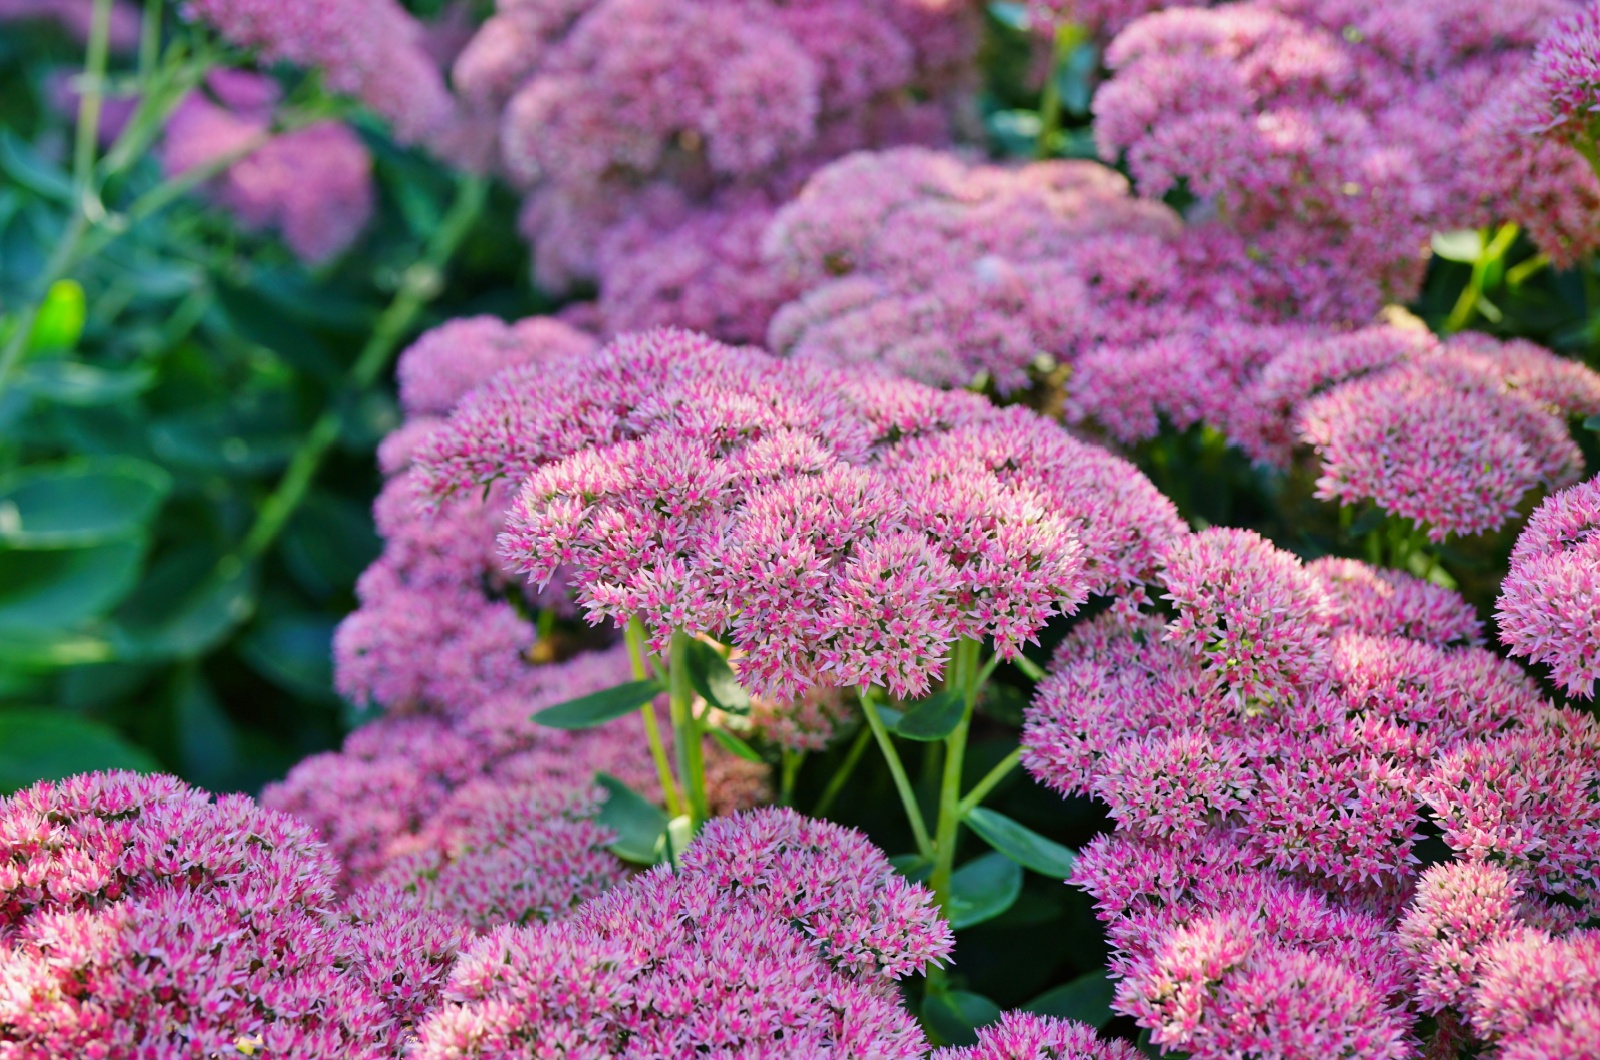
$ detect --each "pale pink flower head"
[931,1011,1142,1060]
[184,0,455,144]
[1498,474,1600,697]
[397,315,598,417]
[1398,861,1532,1013]
[159,74,374,263]
[1514,1,1600,149]
[1469,928,1600,1042]
[1159,528,1333,707]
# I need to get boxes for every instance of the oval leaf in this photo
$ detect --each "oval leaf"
[1024,970,1116,1028]
[15,361,156,406]
[685,638,750,713]
[946,851,1023,930]
[0,709,158,792]
[0,538,145,631]
[922,990,1002,1048]
[534,678,663,730]
[708,727,764,763]
[112,559,258,661]
[27,280,86,353]
[0,458,171,549]
[595,773,668,865]
[965,806,1079,879]
[893,688,966,741]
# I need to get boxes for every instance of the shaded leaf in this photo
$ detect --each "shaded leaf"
[15,361,156,406]
[111,558,258,660]
[171,669,238,791]
[0,130,72,202]
[236,612,336,701]
[922,990,1002,1048]
[708,727,764,763]
[596,773,668,865]
[1432,230,1484,263]
[0,538,145,631]
[534,679,663,730]
[947,851,1023,930]
[965,807,1079,879]
[1024,970,1116,1028]
[0,709,157,792]
[0,458,170,548]
[893,689,965,741]
[685,638,750,714]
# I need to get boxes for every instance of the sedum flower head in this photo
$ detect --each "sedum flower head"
[1498,474,1600,697]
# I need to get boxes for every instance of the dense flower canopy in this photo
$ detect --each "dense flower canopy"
[1023,529,1600,1058]
[417,326,1185,699]
[1498,474,1600,697]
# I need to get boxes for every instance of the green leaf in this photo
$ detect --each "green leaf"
[214,281,340,380]
[965,807,1079,879]
[684,638,750,713]
[1349,505,1388,538]
[280,492,381,601]
[1431,229,1485,263]
[0,709,158,792]
[708,727,764,763]
[946,851,1023,930]
[170,669,238,792]
[150,404,301,475]
[1024,970,1116,1028]
[15,361,156,406]
[0,538,146,631]
[111,558,258,660]
[893,689,966,741]
[986,1,1030,30]
[0,458,171,548]
[595,773,668,865]
[922,990,1002,1048]
[236,612,336,701]
[26,280,86,354]
[534,678,664,730]
[0,629,113,670]
[0,130,72,202]
[1585,413,1600,433]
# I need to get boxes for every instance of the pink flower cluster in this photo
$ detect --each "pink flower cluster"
[1498,474,1600,697]
[1074,323,1600,539]
[1027,0,1212,37]
[1023,527,1600,1057]
[416,327,1185,700]
[932,1012,1142,1060]
[1095,0,1597,290]
[1399,861,1599,1059]
[412,807,952,1060]
[0,771,469,1058]
[184,0,455,144]
[159,71,374,263]
[447,0,976,340]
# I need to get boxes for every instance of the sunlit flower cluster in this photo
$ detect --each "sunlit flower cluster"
[1498,473,1600,697]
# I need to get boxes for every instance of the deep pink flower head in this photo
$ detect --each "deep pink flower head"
[418,328,1182,701]
[412,808,947,1060]
[1296,352,1588,540]
[1470,928,1600,1043]
[1308,557,1483,647]
[930,1011,1142,1059]
[160,74,374,263]
[0,771,460,1058]
[1160,528,1333,706]
[1498,474,1600,697]
[1512,1,1600,148]
[183,0,454,143]
[1398,861,1537,1013]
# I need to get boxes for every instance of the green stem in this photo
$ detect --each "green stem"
[957,747,1023,818]
[668,629,711,829]
[1035,22,1082,160]
[1012,653,1046,682]
[812,724,872,818]
[627,616,682,819]
[928,639,982,910]
[860,687,934,859]
[73,0,115,206]
[230,175,487,565]
[779,747,803,807]
[139,0,162,77]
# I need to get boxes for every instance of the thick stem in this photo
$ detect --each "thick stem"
[231,176,487,565]
[668,629,712,829]
[627,616,682,819]
[1034,22,1083,160]
[779,747,803,807]
[928,638,982,910]
[860,688,934,859]
[812,724,872,818]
